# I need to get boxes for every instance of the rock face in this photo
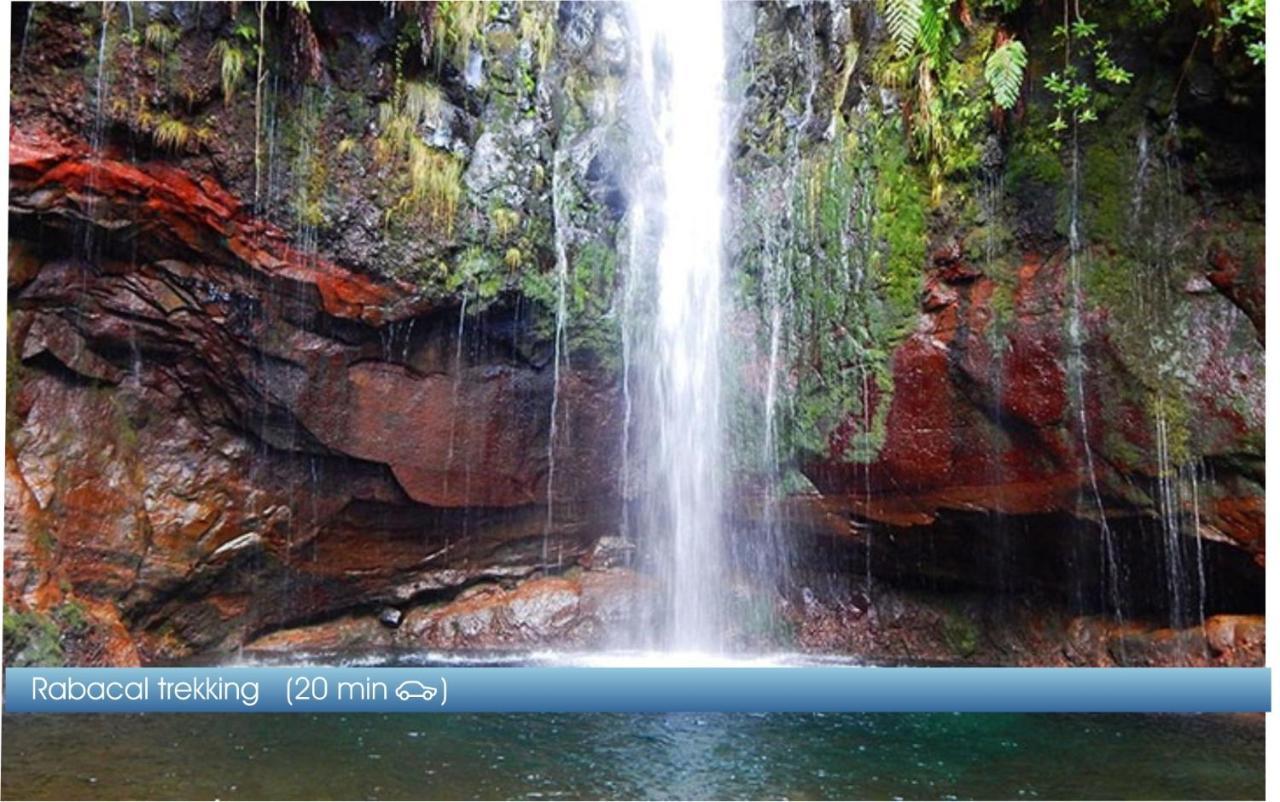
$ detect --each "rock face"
[788,579,1264,667]
[6,128,624,660]
[6,2,1265,665]
[727,0,1264,630]
[801,247,1264,558]
[244,569,651,655]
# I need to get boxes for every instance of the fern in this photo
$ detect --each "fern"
[884,0,924,56]
[211,40,246,105]
[144,21,178,53]
[916,0,947,65]
[151,116,208,153]
[984,38,1027,110]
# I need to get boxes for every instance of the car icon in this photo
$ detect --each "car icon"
[395,680,438,702]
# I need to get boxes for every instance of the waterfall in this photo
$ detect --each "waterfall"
[544,149,571,567]
[631,0,731,652]
[1065,123,1124,625]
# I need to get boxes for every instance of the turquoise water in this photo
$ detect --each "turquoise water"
[1,712,1262,799]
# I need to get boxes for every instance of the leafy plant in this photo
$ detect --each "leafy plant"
[144,21,177,53]
[984,38,1027,109]
[211,39,246,105]
[490,206,521,240]
[209,20,258,106]
[432,1,495,71]
[403,81,443,127]
[376,78,462,233]
[875,0,984,200]
[152,116,198,152]
[1044,11,1132,135]
[1213,0,1265,64]
[884,0,925,56]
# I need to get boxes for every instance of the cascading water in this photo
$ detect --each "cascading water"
[545,148,572,568]
[1064,120,1125,625]
[631,0,731,652]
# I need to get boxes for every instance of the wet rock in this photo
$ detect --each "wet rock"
[5,128,625,662]
[801,248,1264,562]
[788,581,1263,667]
[405,571,651,650]
[378,607,403,629]
[584,536,635,569]
[595,12,628,73]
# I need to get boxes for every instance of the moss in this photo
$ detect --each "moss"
[34,525,57,555]
[1081,251,1139,312]
[287,90,331,230]
[7,317,28,441]
[517,1,557,73]
[1080,140,1133,247]
[4,610,65,666]
[732,108,925,469]
[374,66,461,233]
[940,610,980,659]
[1005,135,1066,192]
[443,247,503,301]
[731,592,794,649]
[1149,389,1193,467]
[1103,430,1149,477]
[489,207,521,242]
[870,115,927,330]
[986,275,1017,351]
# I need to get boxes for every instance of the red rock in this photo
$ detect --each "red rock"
[801,247,1263,563]
[10,127,406,324]
[5,127,626,662]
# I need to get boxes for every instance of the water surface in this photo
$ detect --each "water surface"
[2,712,1262,799]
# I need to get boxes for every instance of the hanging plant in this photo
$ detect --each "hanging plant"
[984,38,1027,110]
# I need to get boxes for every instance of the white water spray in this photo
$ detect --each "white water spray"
[631,1,731,651]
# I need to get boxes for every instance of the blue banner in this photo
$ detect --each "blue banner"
[3,667,1269,713]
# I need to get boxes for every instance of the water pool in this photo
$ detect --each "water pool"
[1,712,1262,799]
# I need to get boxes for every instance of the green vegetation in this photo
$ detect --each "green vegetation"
[151,115,205,153]
[288,89,330,230]
[883,0,926,56]
[870,117,928,329]
[941,610,980,658]
[3,610,63,666]
[518,1,558,72]
[873,2,996,201]
[736,106,928,468]
[210,23,254,106]
[1044,13,1133,135]
[376,79,462,233]
[519,237,622,362]
[432,1,496,72]
[143,21,178,53]
[490,207,521,241]
[375,15,464,233]
[3,603,89,667]
[1206,0,1266,64]
[984,38,1027,109]
[111,93,212,154]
